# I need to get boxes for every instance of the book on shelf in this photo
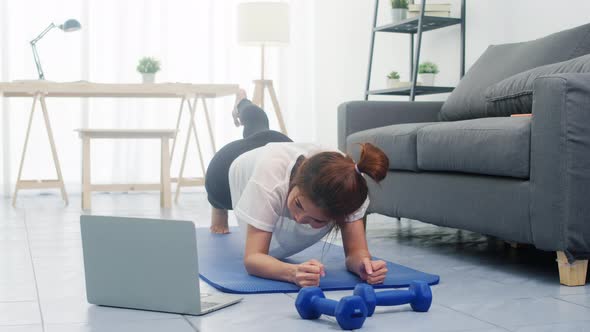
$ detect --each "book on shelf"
[408,11,450,18]
[408,3,451,12]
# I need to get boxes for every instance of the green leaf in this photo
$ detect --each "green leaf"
[136,56,161,74]
[387,71,400,79]
[418,61,439,74]
[391,0,408,9]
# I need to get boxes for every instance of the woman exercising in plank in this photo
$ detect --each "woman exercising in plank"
[205,90,389,287]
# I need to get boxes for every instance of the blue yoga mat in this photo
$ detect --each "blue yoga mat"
[196,228,439,294]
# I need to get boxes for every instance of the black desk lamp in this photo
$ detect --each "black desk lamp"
[30,19,81,80]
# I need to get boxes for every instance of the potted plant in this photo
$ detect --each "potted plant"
[136,57,161,83]
[418,61,439,86]
[391,0,409,22]
[386,71,401,88]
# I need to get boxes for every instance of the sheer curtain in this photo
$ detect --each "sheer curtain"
[0,0,315,197]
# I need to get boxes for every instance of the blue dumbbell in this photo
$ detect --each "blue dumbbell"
[353,280,432,316]
[295,287,368,330]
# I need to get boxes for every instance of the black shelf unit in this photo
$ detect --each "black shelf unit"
[375,16,462,33]
[365,0,466,101]
[369,85,455,96]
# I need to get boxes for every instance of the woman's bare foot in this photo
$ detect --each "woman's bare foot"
[210,207,230,234]
[232,89,248,127]
[210,224,229,234]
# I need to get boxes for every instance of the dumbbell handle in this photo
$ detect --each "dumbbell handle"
[311,296,337,316]
[375,289,415,306]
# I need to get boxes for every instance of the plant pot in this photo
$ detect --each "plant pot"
[386,78,401,89]
[142,73,155,84]
[391,8,408,22]
[418,73,435,86]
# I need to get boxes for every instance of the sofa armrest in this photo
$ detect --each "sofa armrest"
[531,73,590,260]
[337,101,442,152]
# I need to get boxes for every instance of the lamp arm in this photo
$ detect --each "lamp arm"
[30,23,56,80]
[30,23,56,44]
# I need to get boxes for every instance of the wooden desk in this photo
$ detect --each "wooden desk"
[0,81,239,207]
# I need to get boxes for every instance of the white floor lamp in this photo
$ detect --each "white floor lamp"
[237,2,289,135]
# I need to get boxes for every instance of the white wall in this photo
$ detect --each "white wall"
[313,0,590,148]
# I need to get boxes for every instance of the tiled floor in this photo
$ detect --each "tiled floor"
[1,191,589,331]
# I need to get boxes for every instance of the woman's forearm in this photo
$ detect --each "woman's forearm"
[244,253,296,283]
[341,219,373,277]
[345,250,371,276]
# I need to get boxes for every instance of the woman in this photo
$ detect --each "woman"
[205,90,389,287]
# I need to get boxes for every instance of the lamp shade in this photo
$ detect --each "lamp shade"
[59,19,81,32]
[237,2,289,46]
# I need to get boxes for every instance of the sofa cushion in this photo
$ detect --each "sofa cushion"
[417,117,531,179]
[440,23,590,121]
[347,122,438,172]
[485,53,590,116]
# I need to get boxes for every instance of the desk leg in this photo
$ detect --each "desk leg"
[40,96,68,205]
[267,81,288,135]
[12,94,39,207]
[175,97,206,202]
[82,136,91,210]
[161,137,171,208]
[170,96,186,163]
[200,97,217,153]
[190,104,207,177]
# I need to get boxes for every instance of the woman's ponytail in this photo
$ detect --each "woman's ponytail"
[356,143,389,182]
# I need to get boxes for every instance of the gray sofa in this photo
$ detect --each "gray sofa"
[338,23,590,286]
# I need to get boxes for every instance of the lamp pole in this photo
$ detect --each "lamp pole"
[260,44,265,80]
[259,44,266,108]
[30,23,57,80]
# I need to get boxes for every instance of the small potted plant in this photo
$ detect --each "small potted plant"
[391,0,409,22]
[386,71,401,88]
[136,57,161,83]
[418,61,439,86]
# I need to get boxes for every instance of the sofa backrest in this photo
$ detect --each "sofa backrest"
[440,23,590,121]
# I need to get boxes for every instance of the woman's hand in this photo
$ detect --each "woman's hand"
[293,259,325,287]
[358,258,388,285]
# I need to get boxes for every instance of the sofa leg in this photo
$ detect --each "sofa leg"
[556,251,588,286]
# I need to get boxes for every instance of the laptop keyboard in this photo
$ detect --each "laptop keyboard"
[200,301,217,310]
[200,293,218,310]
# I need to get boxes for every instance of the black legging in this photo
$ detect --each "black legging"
[205,99,292,209]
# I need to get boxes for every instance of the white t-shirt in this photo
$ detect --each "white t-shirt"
[228,142,369,258]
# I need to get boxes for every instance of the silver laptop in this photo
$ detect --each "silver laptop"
[80,215,242,315]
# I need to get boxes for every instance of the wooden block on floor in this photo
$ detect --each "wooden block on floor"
[557,251,588,287]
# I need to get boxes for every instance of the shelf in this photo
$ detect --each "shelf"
[364,0,465,101]
[375,16,461,34]
[367,86,455,96]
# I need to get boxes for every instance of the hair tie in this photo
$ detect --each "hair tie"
[354,164,362,175]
